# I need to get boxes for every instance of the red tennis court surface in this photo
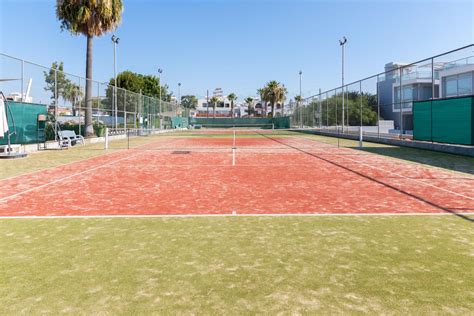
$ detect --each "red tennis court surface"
[1,134,473,217]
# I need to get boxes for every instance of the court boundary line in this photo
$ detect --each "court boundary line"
[0,150,145,202]
[0,147,124,183]
[0,212,473,219]
[296,133,474,178]
[266,132,474,200]
[257,132,474,222]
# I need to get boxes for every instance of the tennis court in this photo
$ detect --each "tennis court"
[1,127,472,217]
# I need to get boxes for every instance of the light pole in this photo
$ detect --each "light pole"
[178,82,181,105]
[177,82,182,117]
[158,68,163,129]
[111,35,119,129]
[299,70,302,128]
[339,36,347,133]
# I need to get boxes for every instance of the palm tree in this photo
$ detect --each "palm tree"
[63,82,83,116]
[227,93,237,118]
[56,0,123,137]
[245,97,253,117]
[265,81,288,118]
[257,88,268,117]
[210,96,219,118]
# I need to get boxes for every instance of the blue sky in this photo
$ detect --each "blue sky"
[1,0,473,101]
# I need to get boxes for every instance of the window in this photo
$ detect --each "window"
[402,86,413,101]
[445,76,458,97]
[443,72,473,97]
[458,73,473,95]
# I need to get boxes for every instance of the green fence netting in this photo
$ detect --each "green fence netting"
[413,96,474,145]
[189,117,290,129]
[0,101,48,145]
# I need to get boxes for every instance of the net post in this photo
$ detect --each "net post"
[359,126,363,148]
[104,127,109,150]
[272,123,275,131]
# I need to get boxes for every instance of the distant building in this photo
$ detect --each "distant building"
[378,55,473,133]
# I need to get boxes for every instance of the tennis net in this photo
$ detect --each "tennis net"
[103,126,313,151]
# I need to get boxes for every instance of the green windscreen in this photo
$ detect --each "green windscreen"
[413,100,432,141]
[190,117,290,128]
[0,101,48,145]
[413,96,473,145]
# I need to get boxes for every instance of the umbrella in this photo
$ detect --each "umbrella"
[0,98,9,139]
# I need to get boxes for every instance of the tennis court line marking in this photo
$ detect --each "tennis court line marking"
[277,133,474,201]
[295,133,474,177]
[309,139,474,201]
[0,212,473,219]
[0,150,145,203]
[0,148,125,183]
[258,132,474,222]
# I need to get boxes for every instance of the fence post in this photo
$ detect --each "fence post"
[377,74,380,138]
[78,77,82,136]
[124,89,127,130]
[399,67,403,139]
[21,59,24,102]
[105,127,109,150]
[431,57,435,142]
[359,80,363,147]
[54,68,58,141]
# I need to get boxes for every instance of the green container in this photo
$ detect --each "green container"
[0,101,48,145]
[413,96,474,145]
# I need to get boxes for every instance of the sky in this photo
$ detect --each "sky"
[0,0,473,101]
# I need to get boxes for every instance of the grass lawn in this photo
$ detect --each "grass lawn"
[0,216,473,314]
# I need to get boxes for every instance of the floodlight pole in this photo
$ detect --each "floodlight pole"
[178,82,181,117]
[112,35,120,129]
[299,70,302,128]
[339,36,347,133]
[158,68,163,129]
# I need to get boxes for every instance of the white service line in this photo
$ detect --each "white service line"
[0,212,472,219]
[287,135,474,201]
[0,151,144,203]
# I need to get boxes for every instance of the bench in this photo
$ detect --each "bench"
[58,130,85,148]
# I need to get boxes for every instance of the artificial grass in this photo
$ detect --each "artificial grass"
[0,216,473,314]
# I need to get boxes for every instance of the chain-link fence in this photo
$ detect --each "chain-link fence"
[289,44,474,141]
[0,52,182,138]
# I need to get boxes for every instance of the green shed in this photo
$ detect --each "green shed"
[413,96,474,145]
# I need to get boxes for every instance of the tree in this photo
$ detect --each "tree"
[318,92,379,127]
[56,0,123,137]
[43,61,69,105]
[181,95,198,109]
[257,88,267,117]
[103,71,171,113]
[209,96,219,118]
[264,81,287,117]
[63,81,83,116]
[245,97,254,117]
[227,93,237,118]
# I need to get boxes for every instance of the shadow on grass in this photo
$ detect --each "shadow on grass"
[353,145,474,175]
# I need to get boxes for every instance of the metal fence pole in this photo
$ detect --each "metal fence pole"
[21,59,24,102]
[124,89,127,130]
[359,80,363,146]
[326,92,329,129]
[399,67,403,138]
[54,68,58,141]
[78,77,82,136]
[377,75,380,138]
[431,57,435,142]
